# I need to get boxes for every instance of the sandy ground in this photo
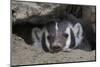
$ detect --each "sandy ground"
[11,34,96,66]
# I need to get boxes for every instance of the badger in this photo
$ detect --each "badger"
[32,18,95,53]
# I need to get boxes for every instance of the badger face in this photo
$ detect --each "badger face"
[46,31,68,52]
[42,21,83,53]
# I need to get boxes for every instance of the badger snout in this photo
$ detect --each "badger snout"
[51,41,63,52]
[52,45,61,50]
[52,43,61,50]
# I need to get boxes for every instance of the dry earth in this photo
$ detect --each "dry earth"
[11,34,96,66]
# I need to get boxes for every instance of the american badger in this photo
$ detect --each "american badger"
[32,20,95,53]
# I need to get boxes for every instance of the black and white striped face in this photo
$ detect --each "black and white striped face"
[42,21,83,53]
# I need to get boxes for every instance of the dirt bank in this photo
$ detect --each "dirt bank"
[11,34,96,66]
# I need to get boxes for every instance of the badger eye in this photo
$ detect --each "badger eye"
[63,33,68,38]
[47,35,51,40]
[47,34,55,40]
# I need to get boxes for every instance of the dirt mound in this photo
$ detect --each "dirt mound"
[11,34,96,66]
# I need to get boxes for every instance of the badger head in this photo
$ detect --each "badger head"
[42,21,83,53]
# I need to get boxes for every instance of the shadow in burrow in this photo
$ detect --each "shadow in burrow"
[12,22,44,45]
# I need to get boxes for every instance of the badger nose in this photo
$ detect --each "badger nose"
[52,44,62,51]
[52,46,61,50]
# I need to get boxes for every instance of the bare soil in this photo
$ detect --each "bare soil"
[11,34,96,66]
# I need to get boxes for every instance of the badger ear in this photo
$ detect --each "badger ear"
[32,28,42,42]
[73,23,83,38]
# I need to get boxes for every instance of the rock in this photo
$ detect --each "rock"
[12,0,60,23]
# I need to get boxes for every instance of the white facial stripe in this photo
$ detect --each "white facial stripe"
[55,22,58,31]
[46,22,59,51]
[45,29,51,51]
[63,22,83,51]
[63,27,71,49]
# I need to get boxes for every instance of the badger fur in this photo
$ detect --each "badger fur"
[32,17,95,53]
